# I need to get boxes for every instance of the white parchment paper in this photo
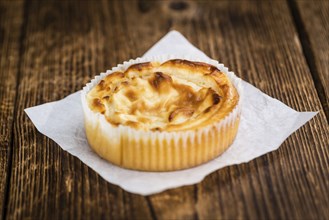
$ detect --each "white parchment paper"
[25,30,317,195]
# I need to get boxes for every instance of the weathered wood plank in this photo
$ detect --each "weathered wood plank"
[5,0,329,219]
[292,0,329,120]
[140,1,329,219]
[0,0,24,218]
[5,0,154,219]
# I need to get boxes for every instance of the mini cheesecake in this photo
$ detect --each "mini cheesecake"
[82,58,242,171]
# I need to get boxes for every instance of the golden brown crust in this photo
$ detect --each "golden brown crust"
[86,59,239,132]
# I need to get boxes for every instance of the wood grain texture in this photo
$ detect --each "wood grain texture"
[2,0,329,219]
[0,1,24,218]
[291,0,329,120]
[5,1,153,219]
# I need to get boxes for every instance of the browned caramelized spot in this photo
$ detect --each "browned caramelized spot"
[168,107,194,122]
[127,62,152,71]
[193,61,217,73]
[125,90,138,101]
[122,81,129,86]
[209,69,223,76]
[212,93,221,105]
[175,86,207,107]
[203,107,212,113]
[92,98,105,114]
[125,121,139,128]
[220,84,229,93]
[148,72,172,90]
[151,127,161,131]
[102,95,110,100]
[173,83,194,97]
[97,80,106,90]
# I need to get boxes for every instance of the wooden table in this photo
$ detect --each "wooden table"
[1,0,328,219]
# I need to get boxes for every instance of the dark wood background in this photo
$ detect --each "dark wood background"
[1,0,328,219]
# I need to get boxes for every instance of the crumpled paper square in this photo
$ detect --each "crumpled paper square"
[25,30,317,195]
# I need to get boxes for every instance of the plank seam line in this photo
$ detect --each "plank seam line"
[2,0,29,219]
[193,185,199,220]
[287,0,329,121]
[146,196,157,220]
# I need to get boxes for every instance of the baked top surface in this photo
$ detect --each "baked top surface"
[86,59,239,131]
